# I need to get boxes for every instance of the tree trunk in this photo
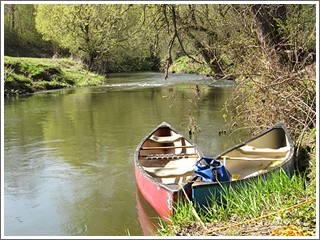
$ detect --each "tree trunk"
[251,4,289,65]
[10,4,15,29]
[252,4,280,47]
[188,5,224,76]
[187,31,223,75]
[252,4,289,51]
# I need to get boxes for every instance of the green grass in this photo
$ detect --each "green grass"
[157,166,316,236]
[4,56,106,96]
[201,170,313,220]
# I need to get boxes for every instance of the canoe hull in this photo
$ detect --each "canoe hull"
[135,166,173,221]
[134,122,202,221]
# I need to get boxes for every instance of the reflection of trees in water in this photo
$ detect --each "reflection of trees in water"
[42,85,214,166]
[4,94,59,201]
[5,76,240,236]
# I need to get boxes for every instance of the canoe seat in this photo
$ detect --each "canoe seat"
[221,156,284,161]
[149,133,183,143]
[161,176,188,186]
[242,160,284,179]
[142,158,197,178]
[238,145,290,157]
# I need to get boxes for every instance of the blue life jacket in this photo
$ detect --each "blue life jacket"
[194,156,231,182]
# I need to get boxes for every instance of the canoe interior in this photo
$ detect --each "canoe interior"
[138,125,201,189]
[192,125,295,208]
[215,127,292,181]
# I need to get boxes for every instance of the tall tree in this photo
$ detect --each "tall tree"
[152,4,230,78]
[184,4,225,76]
[251,4,315,69]
[35,4,132,70]
[251,4,286,49]
[4,4,55,56]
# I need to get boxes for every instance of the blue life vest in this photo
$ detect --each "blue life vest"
[194,156,231,182]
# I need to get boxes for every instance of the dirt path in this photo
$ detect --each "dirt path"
[175,221,313,236]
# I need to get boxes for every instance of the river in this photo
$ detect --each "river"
[3,72,248,236]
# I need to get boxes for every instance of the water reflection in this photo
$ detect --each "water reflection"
[135,186,161,236]
[4,72,249,236]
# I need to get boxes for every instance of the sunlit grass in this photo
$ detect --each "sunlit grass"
[4,56,106,95]
[201,170,307,221]
[157,167,316,236]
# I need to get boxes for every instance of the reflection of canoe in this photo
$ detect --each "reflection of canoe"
[192,122,295,207]
[135,186,160,236]
[134,122,203,221]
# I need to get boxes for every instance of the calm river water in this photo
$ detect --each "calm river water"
[3,72,248,236]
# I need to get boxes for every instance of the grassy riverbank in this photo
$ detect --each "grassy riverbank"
[3,56,106,96]
[159,171,316,236]
[155,130,317,237]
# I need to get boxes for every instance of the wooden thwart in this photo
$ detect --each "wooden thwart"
[221,155,285,161]
[139,156,198,167]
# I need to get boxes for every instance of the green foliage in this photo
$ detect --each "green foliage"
[4,3,317,75]
[4,4,55,57]
[34,4,154,72]
[219,5,316,147]
[276,5,316,52]
[170,56,213,75]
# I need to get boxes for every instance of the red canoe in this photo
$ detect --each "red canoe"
[134,122,203,222]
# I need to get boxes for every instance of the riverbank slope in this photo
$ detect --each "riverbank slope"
[4,56,106,96]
